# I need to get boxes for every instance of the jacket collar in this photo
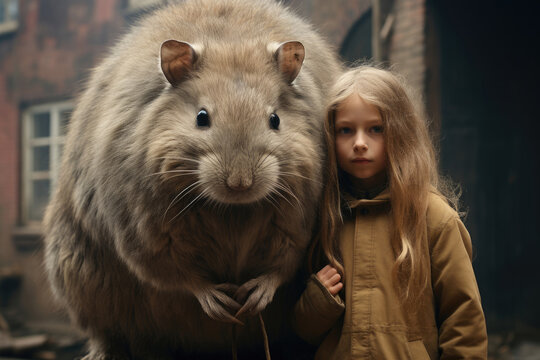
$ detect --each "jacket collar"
[343,188,390,209]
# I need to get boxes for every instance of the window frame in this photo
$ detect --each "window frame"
[0,0,19,35]
[126,0,162,12]
[21,101,73,225]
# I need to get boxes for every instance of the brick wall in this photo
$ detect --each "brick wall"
[0,0,127,321]
[388,0,426,96]
[0,70,18,263]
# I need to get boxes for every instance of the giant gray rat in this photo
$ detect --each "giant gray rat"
[43,0,341,358]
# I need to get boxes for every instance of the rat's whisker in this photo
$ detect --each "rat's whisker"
[275,182,305,218]
[162,181,202,224]
[169,192,206,223]
[147,169,199,178]
[280,171,321,185]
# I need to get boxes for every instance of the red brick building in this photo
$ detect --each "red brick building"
[1,0,538,340]
[0,0,135,326]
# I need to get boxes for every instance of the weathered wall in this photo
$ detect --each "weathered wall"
[0,0,127,322]
[288,0,371,51]
[388,0,425,96]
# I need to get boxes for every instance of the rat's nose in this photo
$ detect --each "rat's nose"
[226,173,253,192]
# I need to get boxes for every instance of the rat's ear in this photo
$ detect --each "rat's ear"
[160,40,200,86]
[271,41,305,84]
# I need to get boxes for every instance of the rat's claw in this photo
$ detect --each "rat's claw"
[234,275,279,317]
[215,283,239,296]
[194,284,243,324]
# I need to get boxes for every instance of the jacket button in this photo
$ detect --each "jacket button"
[359,208,369,215]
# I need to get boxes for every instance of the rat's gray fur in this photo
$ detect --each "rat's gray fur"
[43,0,341,358]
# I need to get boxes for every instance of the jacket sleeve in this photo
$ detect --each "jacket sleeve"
[430,216,488,359]
[292,274,345,345]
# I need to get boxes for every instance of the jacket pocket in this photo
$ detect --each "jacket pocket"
[407,339,431,360]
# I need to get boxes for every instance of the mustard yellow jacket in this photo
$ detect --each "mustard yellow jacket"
[293,190,487,359]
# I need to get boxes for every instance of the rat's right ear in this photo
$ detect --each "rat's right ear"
[270,41,305,84]
[160,40,200,86]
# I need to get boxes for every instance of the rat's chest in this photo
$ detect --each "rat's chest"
[171,213,285,277]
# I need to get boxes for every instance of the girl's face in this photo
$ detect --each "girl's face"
[334,94,387,188]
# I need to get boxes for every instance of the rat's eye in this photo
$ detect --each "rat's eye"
[269,113,280,130]
[196,109,210,128]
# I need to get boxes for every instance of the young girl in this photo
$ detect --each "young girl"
[293,66,487,359]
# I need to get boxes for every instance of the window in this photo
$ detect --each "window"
[22,102,72,224]
[0,0,18,34]
[127,0,162,11]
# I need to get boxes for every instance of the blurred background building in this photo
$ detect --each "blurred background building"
[0,0,538,358]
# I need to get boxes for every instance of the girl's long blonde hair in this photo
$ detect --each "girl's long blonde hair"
[309,65,458,302]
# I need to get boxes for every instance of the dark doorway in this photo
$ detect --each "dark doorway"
[426,0,540,332]
[339,9,372,64]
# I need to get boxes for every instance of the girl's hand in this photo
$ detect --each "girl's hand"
[316,265,343,296]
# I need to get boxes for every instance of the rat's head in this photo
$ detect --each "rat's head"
[145,39,322,208]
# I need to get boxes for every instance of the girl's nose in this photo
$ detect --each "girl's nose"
[353,134,368,152]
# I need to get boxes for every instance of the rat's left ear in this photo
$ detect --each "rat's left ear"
[270,41,305,84]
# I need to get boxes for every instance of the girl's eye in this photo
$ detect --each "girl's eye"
[337,127,351,134]
[269,113,280,130]
[196,109,210,128]
[370,125,383,133]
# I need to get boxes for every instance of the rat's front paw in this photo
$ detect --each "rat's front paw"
[194,283,242,324]
[234,274,280,317]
